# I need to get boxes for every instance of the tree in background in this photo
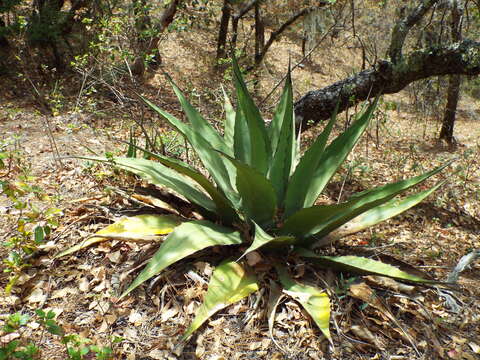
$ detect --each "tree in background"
[1,0,480,144]
[293,0,480,146]
[215,0,329,67]
[439,0,464,145]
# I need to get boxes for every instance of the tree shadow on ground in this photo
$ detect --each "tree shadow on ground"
[408,201,480,234]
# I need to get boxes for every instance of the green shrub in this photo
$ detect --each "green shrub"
[0,310,116,359]
[1,164,62,294]
[58,59,451,342]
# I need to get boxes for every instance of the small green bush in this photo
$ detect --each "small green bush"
[0,310,117,359]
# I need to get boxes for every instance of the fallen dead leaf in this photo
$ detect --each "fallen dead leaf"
[98,320,109,332]
[365,275,415,294]
[123,327,138,340]
[107,250,122,263]
[246,251,262,266]
[469,342,480,354]
[160,306,179,322]
[1,333,20,343]
[194,261,213,276]
[26,288,47,304]
[350,325,385,349]
[128,309,143,325]
[78,277,90,292]
[148,349,167,359]
[51,287,78,299]
[88,300,110,312]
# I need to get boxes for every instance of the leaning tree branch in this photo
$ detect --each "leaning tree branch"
[233,0,261,21]
[255,3,328,67]
[294,40,480,128]
[388,0,440,63]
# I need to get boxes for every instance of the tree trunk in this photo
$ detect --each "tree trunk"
[439,74,461,143]
[439,0,463,144]
[216,0,231,60]
[230,0,260,53]
[0,18,9,48]
[231,16,239,50]
[254,2,264,65]
[131,0,181,76]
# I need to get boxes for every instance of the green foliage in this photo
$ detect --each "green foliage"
[1,142,62,294]
[1,177,61,294]
[0,310,116,359]
[62,58,450,342]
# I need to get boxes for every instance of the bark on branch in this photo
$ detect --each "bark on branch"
[294,40,480,127]
[388,0,440,63]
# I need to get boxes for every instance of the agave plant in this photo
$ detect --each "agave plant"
[58,59,451,342]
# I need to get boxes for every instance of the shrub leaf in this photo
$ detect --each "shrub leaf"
[281,161,452,242]
[142,98,238,204]
[221,155,277,227]
[317,180,447,244]
[128,144,238,224]
[243,222,295,256]
[222,87,236,153]
[110,157,218,217]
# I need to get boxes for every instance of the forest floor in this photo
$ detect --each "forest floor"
[1,25,480,360]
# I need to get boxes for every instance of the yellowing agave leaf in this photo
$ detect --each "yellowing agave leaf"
[121,221,244,299]
[55,214,182,258]
[276,265,331,341]
[183,260,259,339]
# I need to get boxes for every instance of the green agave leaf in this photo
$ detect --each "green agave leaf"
[242,222,295,256]
[142,98,238,205]
[127,127,137,158]
[166,75,229,155]
[222,87,236,153]
[295,248,435,284]
[268,70,295,206]
[183,260,259,340]
[303,98,379,209]
[233,105,251,165]
[120,220,244,299]
[319,181,447,244]
[268,68,293,155]
[276,265,331,341]
[110,157,218,217]
[221,155,277,227]
[55,214,182,258]
[232,57,270,174]
[127,143,238,225]
[281,161,452,241]
[284,101,339,217]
